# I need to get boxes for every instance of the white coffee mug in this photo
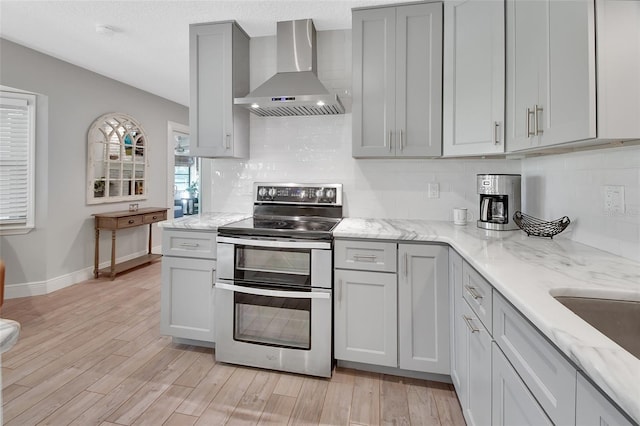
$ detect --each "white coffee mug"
[453,208,472,225]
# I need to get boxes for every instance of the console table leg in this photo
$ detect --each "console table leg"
[148,223,152,254]
[94,228,100,278]
[110,230,117,280]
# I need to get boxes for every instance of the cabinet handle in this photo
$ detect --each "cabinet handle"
[463,315,481,333]
[211,268,216,287]
[179,242,200,248]
[526,107,535,137]
[399,129,404,151]
[465,285,483,300]
[225,133,231,149]
[534,105,543,135]
[338,279,343,304]
[493,122,501,145]
[353,254,376,262]
[404,252,408,278]
[388,131,393,152]
[128,219,135,224]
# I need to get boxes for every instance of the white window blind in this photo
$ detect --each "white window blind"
[0,92,35,233]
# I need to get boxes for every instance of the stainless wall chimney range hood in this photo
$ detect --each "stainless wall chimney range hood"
[234,19,345,117]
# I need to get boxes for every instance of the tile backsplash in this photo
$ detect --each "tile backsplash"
[521,144,640,262]
[203,29,639,262]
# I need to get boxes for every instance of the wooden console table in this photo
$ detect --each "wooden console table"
[93,207,168,280]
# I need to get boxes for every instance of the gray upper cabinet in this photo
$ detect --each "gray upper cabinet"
[189,21,250,158]
[352,3,443,158]
[443,0,505,157]
[506,0,640,152]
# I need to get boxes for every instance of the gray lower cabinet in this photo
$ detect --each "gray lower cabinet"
[161,230,216,342]
[334,240,449,375]
[451,249,492,426]
[576,373,635,426]
[189,21,249,158]
[493,292,577,426]
[334,269,398,367]
[352,2,443,158]
[398,244,449,374]
[492,343,553,426]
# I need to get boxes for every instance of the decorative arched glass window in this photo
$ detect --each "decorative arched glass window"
[87,113,149,204]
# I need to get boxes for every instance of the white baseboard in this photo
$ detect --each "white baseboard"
[5,245,163,299]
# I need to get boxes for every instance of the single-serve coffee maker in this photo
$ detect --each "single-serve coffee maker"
[477,174,521,231]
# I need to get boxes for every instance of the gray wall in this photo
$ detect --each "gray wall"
[0,39,188,286]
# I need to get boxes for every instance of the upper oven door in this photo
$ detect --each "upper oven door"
[217,237,332,289]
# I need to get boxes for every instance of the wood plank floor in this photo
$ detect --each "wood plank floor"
[1,261,465,426]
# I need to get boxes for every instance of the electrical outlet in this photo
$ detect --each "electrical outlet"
[604,185,625,214]
[428,182,440,199]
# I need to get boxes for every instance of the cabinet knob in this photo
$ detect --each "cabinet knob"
[152,216,157,220]
[128,219,135,224]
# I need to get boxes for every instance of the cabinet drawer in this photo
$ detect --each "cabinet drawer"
[576,373,634,426]
[334,240,397,272]
[143,210,167,224]
[162,230,217,259]
[462,262,493,332]
[117,215,143,229]
[493,292,576,426]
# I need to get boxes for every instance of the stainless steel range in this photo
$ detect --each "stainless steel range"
[215,183,342,378]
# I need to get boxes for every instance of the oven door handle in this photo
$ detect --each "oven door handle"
[215,282,331,300]
[216,236,331,250]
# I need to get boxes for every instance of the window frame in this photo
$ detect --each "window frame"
[0,90,36,235]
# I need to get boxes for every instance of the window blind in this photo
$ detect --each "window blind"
[0,94,34,229]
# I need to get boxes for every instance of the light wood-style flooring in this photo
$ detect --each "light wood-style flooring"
[1,261,465,425]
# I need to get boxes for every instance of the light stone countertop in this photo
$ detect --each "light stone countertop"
[334,218,640,424]
[158,212,250,230]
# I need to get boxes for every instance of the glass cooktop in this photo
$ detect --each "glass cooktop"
[218,216,341,240]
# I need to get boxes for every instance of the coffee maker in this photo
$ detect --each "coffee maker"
[477,174,521,231]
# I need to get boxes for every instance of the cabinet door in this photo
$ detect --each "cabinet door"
[492,344,553,426]
[449,249,465,398]
[463,300,492,426]
[161,257,216,342]
[352,8,396,157]
[395,3,443,157]
[576,373,634,426]
[443,0,504,156]
[507,0,596,151]
[398,244,449,373]
[189,22,249,158]
[493,292,576,426]
[334,269,397,367]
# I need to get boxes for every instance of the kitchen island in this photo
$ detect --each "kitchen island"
[334,218,640,424]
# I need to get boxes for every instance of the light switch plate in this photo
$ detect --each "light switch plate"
[604,185,625,214]
[428,182,440,199]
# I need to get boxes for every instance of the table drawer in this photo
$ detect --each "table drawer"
[143,210,167,224]
[334,240,397,272]
[162,230,217,259]
[493,292,577,426]
[462,262,493,332]
[117,215,144,229]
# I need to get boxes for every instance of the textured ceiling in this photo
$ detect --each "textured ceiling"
[0,0,408,106]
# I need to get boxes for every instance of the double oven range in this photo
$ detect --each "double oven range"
[215,183,342,378]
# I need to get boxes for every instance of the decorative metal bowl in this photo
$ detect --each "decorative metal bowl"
[513,211,570,239]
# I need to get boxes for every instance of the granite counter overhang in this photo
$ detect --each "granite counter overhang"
[158,212,250,230]
[333,218,640,424]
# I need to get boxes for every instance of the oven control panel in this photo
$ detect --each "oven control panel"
[255,183,342,205]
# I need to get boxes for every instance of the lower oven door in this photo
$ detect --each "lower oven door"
[214,281,332,378]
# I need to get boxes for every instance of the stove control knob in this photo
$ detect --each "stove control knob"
[268,187,277,197]
[325,189,335,200]
[300,190,307,199]
[315,189,324,198]
[258,187,267,197]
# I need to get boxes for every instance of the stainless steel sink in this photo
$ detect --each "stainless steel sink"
[554,296,640,358]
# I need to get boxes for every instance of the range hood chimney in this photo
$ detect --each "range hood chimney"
[234,19,345,117]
